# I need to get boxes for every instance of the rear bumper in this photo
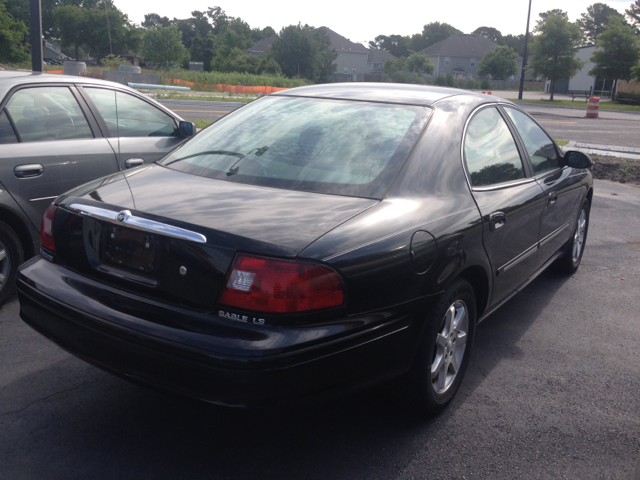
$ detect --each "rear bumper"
[17,257,425,407]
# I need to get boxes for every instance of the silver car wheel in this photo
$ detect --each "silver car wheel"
[572,209,587,262]
[431,300,469,395]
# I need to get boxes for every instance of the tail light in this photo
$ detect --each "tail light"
[40,203,57,252]
[219,254,345,313]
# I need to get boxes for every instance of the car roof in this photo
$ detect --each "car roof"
[0,71,182,120]
[273,82,486,107]
[0,71,132,89]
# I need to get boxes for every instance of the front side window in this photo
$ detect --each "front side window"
[464,107,525,187]
[0,110,18,144]
[161,96,429,199]
[504,107,560,175]
[5,87,93,143]
[84,88,177,138]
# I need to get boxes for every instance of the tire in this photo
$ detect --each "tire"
[556,198,590,275]
[398,278,477,416]
[0,221,25,306]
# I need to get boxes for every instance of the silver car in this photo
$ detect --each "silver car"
[0,71,195,304]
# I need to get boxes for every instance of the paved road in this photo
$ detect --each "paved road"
[160,98,640,149]
[159,99,240,123]
[1,179,639,479]
[516,104,640,148]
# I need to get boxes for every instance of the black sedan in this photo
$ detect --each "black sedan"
[17,84,593,415]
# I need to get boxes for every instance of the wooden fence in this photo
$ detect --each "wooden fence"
[617,80,640,94]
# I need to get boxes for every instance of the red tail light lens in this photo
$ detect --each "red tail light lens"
[219,254,345,313]
[40,203,57,252]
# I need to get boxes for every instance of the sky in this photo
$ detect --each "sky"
[113,0,633,46]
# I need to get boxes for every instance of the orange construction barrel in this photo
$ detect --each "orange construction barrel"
[586,96,600,118]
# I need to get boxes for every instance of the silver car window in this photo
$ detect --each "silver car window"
[0,110,18,144]
[5,87,93,143]
[84,88,177,138]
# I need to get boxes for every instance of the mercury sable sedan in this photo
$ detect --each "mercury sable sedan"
[17,83,593,415]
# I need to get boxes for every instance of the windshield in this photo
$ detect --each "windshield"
[160,96,430,198]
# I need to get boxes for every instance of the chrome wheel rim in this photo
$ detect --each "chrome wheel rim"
[572,209,587,262]
[431,300,469,395]
[0,238,10,292]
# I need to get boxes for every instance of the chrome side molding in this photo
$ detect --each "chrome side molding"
[68,203,207,244]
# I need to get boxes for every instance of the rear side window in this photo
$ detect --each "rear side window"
[464,107,525,187]
[0,110,18,144]
[84,88,177,137]
[504,107,560,175]
[161,96,429,199]
[5,87,93,142]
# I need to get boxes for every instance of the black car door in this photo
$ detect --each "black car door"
[463,106,546,307]
[501,107,585,268]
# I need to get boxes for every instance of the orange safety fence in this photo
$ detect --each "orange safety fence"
[166,78,289,94]
[46,70,64,74]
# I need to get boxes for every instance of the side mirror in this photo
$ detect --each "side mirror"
[563,150,593,169]
[178,121,196,138]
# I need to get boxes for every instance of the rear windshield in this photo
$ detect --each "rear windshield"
[160,96,430,198]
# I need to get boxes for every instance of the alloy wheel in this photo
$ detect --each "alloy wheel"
[431,300,469,395]
[572,209,587,262]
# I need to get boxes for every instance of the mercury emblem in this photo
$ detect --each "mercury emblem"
[179,266,187,276]
[116,211,126,223]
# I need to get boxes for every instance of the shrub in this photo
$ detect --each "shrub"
[101,54,125,71]
[445,72,454,87]
[465,78,479,90]
[434,74,447,86]
[480,76,491,90]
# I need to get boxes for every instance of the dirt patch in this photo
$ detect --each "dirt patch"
[590,156,640,185]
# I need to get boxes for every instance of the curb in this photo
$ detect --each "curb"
[563,141,640,160]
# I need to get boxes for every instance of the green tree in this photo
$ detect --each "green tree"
[383,57,405,75]
[577,3,626,44]
[142,25,187,68]
[477,45,518,80]
[534,9,568,33]
[141,13,171,29]
[632,64,640,82]
[472,26,503,43]
[369,34,411,57]
[0,2,29,63]
[529,15,584,100]
[405,53,435,75]
[501,33,525,56]
[270,24,336,82]
[53,5,89,60]
[420,22,461,49]
[626,0,640,32]
[589,17,640,99]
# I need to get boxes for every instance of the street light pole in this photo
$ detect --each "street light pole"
[518,0,533,100]
[30,0,43,72]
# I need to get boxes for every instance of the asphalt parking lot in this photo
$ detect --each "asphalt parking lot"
[1,179,639,479]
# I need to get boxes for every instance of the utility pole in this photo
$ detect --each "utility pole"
[30,0,43,72]
[518,0,533,100]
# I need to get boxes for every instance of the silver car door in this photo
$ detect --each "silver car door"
[81,87,185,169]
[0,85,118,229]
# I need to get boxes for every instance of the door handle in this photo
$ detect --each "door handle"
[125,158,145,169]
[489,211,507,231]
[548,193,558,206]
[14,164,44,178]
